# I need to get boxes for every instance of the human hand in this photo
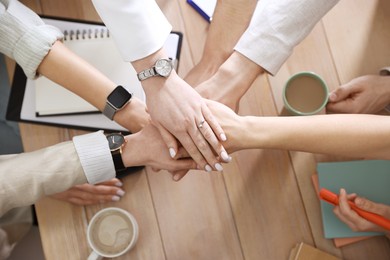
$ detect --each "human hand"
[327,75,390,114]
[189,52,263,113]
[122,123,198,177]
[205,99,245,153]
[51,178,125,206]
[142,72,229,172]
[185,60,241,112]
[333,188,390,238]
[114,97,150,133]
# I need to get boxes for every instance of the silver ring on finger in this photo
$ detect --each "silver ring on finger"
[198,119,205,129]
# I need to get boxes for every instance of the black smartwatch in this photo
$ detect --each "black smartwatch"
[106,133,127,172]
[103,85,132,120]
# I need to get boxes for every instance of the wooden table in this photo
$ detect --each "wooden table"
[9,0,390,259]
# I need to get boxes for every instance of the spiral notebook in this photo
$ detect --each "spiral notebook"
[7,16,182,132]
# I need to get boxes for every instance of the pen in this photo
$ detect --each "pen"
[319,188,390,231]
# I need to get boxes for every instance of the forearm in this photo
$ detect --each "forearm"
[209,52,263,106]
[37,41,115,111]
[199,0,257,71]
[240,114,390,159]
[0,142,86,215]
[37,41,149,132]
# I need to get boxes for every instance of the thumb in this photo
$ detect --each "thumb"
[328,84,356,103]
[157,125,179,159]
[355,197,390,218]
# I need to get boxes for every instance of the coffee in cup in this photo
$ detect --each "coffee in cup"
[87,207,138,260]
[283,71,329,115]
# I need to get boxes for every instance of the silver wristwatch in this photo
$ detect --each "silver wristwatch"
[137,58,174,81]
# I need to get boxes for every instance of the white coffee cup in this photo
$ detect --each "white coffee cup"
[87,207,139,260]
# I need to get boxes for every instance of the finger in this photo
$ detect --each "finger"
[95,178,123,187]
[190,121,223,172]
[355,197,390,218]
[168,158,198,172]
[75,183,125,197]
[171,169,191,182]
[157,124,179,159]
[201,105,230,163]
[75,189,123,204]
[202,103,227,142]
[326,98,355,113]
[338,189,371,229]
[177,129,210,171]
[333,206,358,231]
[175,146,190,159]
[54,189,122,205]
[328,84,356,103]
[338,188,358,219]
[346,193,357,200]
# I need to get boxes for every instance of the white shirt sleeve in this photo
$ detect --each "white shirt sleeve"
[92,0,172,62]
[72,131,115,184]
[234,0,339,75]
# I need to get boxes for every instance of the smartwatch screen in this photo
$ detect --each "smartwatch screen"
[107,85,132,108]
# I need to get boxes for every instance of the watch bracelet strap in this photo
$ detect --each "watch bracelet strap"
[137,68,156,81]
[112,150,126,172]
[103,101,116,120]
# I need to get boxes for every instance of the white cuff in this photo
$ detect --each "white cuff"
[92,0,172,61]
[72,131,115,184]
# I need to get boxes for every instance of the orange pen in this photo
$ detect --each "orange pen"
[319,188,390,231]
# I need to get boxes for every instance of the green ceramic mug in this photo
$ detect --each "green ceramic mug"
[283,71,329,116]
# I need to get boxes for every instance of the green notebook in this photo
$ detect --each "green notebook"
[317,160,390,239]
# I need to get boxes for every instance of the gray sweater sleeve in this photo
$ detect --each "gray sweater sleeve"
[0,0,63,78]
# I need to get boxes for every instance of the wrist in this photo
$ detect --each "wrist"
[132,48,175,93]
[141,70,179,96]
[121,133,146,168]
[114,98,150,133]
[214,52,264,99]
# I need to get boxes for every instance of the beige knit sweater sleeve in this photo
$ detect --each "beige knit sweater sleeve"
[0,0,63,78]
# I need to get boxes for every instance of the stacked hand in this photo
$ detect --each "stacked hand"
[143,71,230,172]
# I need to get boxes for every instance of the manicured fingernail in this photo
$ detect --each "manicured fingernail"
[117,190,125,197]
[215,163,223,172]
[205,164,212,172]
[112,195,121,201]
[115,182,123,187]
[221,151,230,161]
[169,148,176,158]
[220,133,227,141]
[173,174,181,181]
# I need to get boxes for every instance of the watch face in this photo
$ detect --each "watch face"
[107,86,132,109]
[106,133,125,150]
[155,59,172,77]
